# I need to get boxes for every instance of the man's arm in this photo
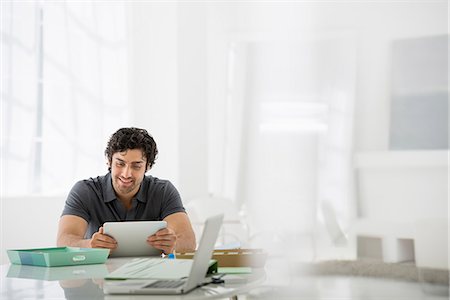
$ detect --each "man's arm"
[147,212,196,254]
[57,215,117,250]
[165,212,196,251]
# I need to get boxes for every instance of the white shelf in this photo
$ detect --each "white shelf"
[354,150,448,169]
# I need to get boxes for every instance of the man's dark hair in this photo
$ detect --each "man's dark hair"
[105,127,158,171]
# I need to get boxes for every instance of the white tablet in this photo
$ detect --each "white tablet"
[103,221,167,257]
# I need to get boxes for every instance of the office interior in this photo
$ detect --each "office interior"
[1,1,448,299]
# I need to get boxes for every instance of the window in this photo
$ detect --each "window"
[1,1,129,196]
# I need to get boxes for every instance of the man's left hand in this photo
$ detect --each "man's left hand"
[147,227,177,254]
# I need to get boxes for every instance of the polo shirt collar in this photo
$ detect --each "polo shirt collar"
[103,172,117,203]
[135,179,147,203]
[103,172,147,203]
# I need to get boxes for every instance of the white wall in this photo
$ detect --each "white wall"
[1,1,447,264]
[204,2,448,152]
[356,151,448,221]
[1,197,63,264]
[127,3,209,200]
[128,1,448,257]
[127,3,180,185]
[123,2,446,263]
[177,3,209,200]
[335,2,448,152]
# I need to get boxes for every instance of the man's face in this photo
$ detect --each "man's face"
[109,149,147,199]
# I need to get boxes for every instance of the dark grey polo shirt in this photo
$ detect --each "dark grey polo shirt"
[61,172,185,239]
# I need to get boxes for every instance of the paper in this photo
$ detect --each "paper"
[217,267,252,274]
[105,258,192,280]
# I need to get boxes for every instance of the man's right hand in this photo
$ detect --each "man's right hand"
[89,227,118,250]
[57,215,117,252]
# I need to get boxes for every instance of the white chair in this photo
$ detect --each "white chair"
[185,196,250,249]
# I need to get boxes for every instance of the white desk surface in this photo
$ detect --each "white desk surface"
[1,257,449,300]
[0,257,265,300]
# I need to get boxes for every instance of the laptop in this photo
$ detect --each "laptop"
[103,214,224,295]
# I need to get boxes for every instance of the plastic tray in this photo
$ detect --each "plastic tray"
[7,262,109,281]
[7,247,109,267]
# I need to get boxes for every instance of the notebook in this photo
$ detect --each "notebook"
[103,214,224,295]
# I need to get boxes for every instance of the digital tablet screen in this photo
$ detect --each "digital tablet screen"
[103,221,167,257]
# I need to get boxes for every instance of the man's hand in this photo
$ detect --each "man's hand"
[58,215,116,250]
[89,227,118,250]
[147,227,177,254]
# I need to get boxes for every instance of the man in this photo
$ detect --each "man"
[57,127,196,254]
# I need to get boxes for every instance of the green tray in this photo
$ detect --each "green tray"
[7,262,109,281]
[7,247,109,267]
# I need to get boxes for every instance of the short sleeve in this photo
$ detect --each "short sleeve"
[160,181,186,219]
[61,180,91,222]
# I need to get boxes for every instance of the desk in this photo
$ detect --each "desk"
[0,258,265,300]
[2,258,449,300]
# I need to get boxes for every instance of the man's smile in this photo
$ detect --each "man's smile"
[118,177,133,186]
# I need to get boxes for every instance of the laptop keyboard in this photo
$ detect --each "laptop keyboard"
[144,280,185,289]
